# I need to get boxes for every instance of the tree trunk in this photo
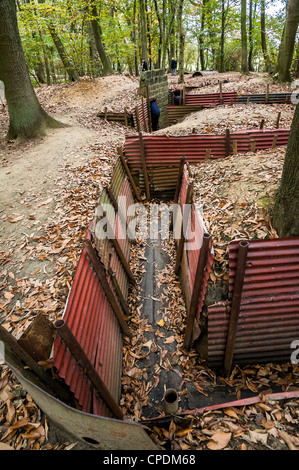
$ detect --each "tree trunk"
[139,0,148,63]
[199,0,206,70]
[260,0,272,72]
[220,0,226,73]
[277,0,299,82]
[177,0,185,83]
[273,103,299,236]
[241,0,248,74]
[0,0,63,141]
[48,23,79,81]
[90,2,113,76]
[248,0,254,71]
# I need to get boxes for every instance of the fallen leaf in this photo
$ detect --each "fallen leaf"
[207,431,232,450]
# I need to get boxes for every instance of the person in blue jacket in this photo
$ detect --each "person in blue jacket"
[150,99,160,131]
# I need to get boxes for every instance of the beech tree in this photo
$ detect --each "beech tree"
[0,0,63,141]
[277,0,299,82]
[273,103,299,236]
[241,0,249,74]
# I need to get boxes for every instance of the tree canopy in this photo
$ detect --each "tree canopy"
[13,0,299,84]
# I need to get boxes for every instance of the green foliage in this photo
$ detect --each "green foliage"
[14,0,293,82]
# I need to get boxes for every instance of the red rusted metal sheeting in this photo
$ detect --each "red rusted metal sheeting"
[124,134,227,174]
[230,129,290,153]
[124,129,289,176]
[53,230,123,417]
[177,165,214,323]
[206,237,299,368]
[185,92,238,106]
[132,99,150,132]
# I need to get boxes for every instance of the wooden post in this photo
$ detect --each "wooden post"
[175,183,193,275]
[83,239,131,337]
[174,156,186,204]
[54,319,124,420]
[139,132,151,201]
[104,107,108,120]
[183,233,212,350]
[96,204,135,284]
[124,107,128,127]
[272,135,278,149]
[265,84,270,104]
[219,81,223,105]
[118,148,142,202]
[108,267,130,316]
[260,119,265,130]
[106,185,133,240]
[183,86,186,105]
[225,128,231,157]
[223,240,249,376]
[205,149,211,161]
[276,111,281,129]
[233,141,238,155]
[246,97,250,104]
[251,140,256,153]
[135,106,141,132]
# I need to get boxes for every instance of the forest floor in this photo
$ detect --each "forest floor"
[0,71,298,451]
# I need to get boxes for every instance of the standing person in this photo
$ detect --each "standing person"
[150,99,160,131]
[142,58,148,71]
[171,57,177,76]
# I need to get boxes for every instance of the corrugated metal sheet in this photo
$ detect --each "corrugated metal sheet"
[53,230,123,417]
[124,134,227,175]
[124,130,289,178]
[206,237,299,368]
[237,92,292,104]
[132,99,150,132]
[177,165,214,324]
[167,105,203,124]
[185,92,238,106]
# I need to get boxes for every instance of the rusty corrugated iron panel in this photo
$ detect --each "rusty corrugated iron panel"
[124,134,227,174]
[132,99,150,132]
[237,92,292,104]
[185,92,238,106]
[206,237,299,368]
[177,165,214,324]
[167,105,203,124]
[53,230,123,417]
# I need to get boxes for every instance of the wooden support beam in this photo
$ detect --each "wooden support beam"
[183,233,212,350]
[219,81,223,105]
[96,203,135,284]
[139,132,151,201]
[233,141,238,155]
[135,106,141,132]
[260,119,265,130]
[118,147,142,202]
[223,240,249,376]
[108,267,130,317]
[225,128,231,157]
[272,135,278,149]
[83,239,131,337]
[205,149,211,161]
[54,319,124,420]
[173,156,186,204]
[174,183,193,275]
[265,84,270,104]
[276,111,281,129]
